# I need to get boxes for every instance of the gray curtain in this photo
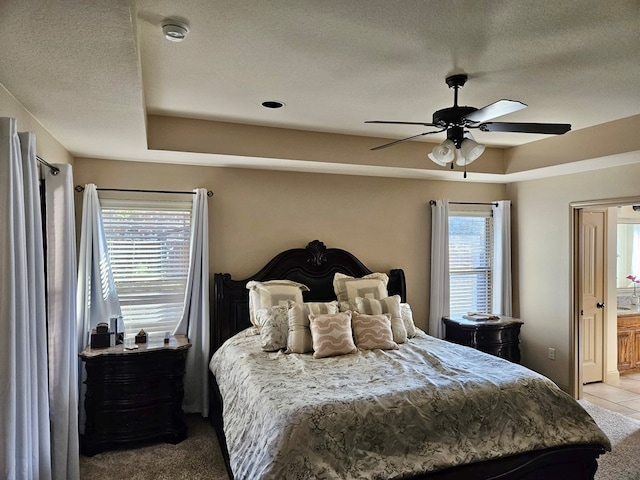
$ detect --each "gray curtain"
[0,117,52,479]
[429,199,449,338]
[45,164,80,479]
[174,188,210,415]
[76,184,121,432]
[492,200,512,316]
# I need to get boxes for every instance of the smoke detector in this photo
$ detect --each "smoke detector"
[162,21,189,42]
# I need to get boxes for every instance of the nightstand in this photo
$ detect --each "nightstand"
[79,335,191,456]
[442,316,523,363]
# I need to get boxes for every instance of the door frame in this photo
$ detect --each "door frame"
[570,196,640,398]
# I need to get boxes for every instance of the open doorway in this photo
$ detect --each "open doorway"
[571,197,640,399]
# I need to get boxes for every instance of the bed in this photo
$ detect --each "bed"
[209,240,609,480]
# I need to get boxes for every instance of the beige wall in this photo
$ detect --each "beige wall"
[73,157,506,332]
[0,83,73,165]
[507,160,640,391]
[73,153,640,393]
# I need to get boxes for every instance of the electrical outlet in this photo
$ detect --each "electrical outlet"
[548,347,556,360]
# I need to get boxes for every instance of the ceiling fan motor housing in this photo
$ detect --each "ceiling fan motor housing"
[432,106,478,129]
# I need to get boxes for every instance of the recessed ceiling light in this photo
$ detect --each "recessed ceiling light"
[162,21,189,42]
[261,101,285,109]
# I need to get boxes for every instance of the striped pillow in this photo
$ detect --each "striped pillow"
[400,302,417,338]
[309,311,357,359]
[333,272,389,303]
[286,301,339,354]
[355,295,407,344]
[352,312,398,350]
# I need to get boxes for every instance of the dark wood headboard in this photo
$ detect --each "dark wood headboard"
[211,240,406,354]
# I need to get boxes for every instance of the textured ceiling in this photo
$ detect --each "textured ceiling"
[0,0,639,181]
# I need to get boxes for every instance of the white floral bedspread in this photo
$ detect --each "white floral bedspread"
[210,329,610,480]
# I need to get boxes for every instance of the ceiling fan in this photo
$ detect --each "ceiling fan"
[366,74,571,176]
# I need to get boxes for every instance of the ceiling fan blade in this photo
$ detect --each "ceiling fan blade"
[479,122,571,134]
[370,129,445,151]
[365,120,438,127]
[464,100,527,123]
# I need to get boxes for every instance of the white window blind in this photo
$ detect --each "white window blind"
[101,200,192,337]
[449,212,494,316]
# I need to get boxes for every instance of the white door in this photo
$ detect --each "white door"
[580,209,606,384]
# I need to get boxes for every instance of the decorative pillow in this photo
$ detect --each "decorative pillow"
[355,295,407,344]
[338,300,357,313]
[309,311,357,359]
[286,301,339,354]
[255,306,289,351]
[246,280,310,326]
[333,272,389,303]
[400,302,417,338]
[352,312,398,351]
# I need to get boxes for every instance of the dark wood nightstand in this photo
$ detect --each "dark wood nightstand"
[79,335,191,456]
[443,316,523,363]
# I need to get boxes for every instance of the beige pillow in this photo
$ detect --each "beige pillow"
[400,302,417,338]
[309,311,357,359]
[255,306,289,351]
[352,312,398,351]
[355,295,407,344]
[246,280,309,326]
[333,272,389,303]
[286,301,339,354]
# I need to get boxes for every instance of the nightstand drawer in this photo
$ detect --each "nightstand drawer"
[85,377,182,406]
[89,402,176,433]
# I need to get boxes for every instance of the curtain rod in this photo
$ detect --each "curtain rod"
[430,200,498,206]
[74,185,214,197]
[36,155,60,176]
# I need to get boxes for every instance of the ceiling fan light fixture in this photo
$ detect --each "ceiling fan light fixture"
[428,139,455,166]
[457,138,485,166]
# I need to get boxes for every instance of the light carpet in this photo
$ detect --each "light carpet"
[79,415,230,480]
[579,399,640,480]
[80,403,640,479]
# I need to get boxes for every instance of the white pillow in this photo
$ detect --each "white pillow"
[333,272,389,303]
[255,306,289,351]
[286,301,339,354]
[355,295,407,344]
[246,280,309,326]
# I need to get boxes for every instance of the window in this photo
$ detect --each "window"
[101,200,192,337]
[448,211,494,316]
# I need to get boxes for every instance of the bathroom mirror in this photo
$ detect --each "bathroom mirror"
[617,208,640,290]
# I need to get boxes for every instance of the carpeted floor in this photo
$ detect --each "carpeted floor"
[79,415,230,480]
[579,400,640,480]
[80,403,640,479]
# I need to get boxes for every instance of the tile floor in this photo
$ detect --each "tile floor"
[583,371,640,420]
